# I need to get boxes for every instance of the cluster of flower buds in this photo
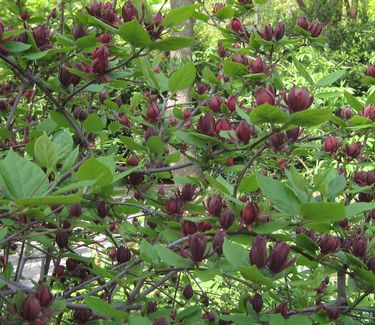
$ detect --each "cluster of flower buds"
[21,285,54,323]
[87,1,118,24]
[92,45,110,75]
[354,170,375,186]
[257,22,285,41]
[297,17,324,38]
[33,24,53,51]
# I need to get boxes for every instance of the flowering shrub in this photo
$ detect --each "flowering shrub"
[0,1,374,324]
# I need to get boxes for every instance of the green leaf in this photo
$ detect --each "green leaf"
[146,135,165,155]
[75,34,98,49]
[300,202,345,222]
[137,58,160,90]
[162,4,199,28]
[270,314,286,325]
[250,104,287,125]
[316,70,346,88]
[128,315,152,325]
[16,193,82,206]
[288,108,331,127]
[344,91,364,111]
[0,150,49,200]
[174,131,207,147]
[84,296,126,320]
[0,227,8,241]
[205,174,232,194]
[238,175,259,193]
[293,58,314,87]
[345,202,375,218]
[52,131,73,160]
[149,37,194,51]
[155,245,191,267]
[1,41,31,53]
[253,221,291,234]
[223,238,249,267]
[34,133,58,169]
[119,136,147,152]
[118,19,151,48]
[286,315,312,325]
[239,265,273,286]
[76,157,113,187]
[140,239,159,264]
[169,62,196,92]
[202,66,220,85]
[83,113,106,132]
[215,7,234,20]
[256,174,301,215]
[223,59,248,78]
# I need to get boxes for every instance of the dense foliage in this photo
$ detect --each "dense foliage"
[0,0,374,324]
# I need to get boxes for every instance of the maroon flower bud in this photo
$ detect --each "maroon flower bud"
[69,203,83,217]
[220,209,234,230]
[323,136,341,154]
[251,293,263,313]
[213,229,225,255]
[226,157,234,166]
[0,21,4,40]
[146,301,157,314]
[36,285,54,307]
[208,95,223,113]
[165,197,183,216]
[338,219,349,229]
[274,21,285,41]
[360,104,375,121]
[315,279,327,294]
[229,18,243,32]
[308,22,323,38]
[203,311,215,322]
[182,220,197,235]
[250,57,267,74]
[286,127,302,142]
[345,142,362,159]
[257,24,273,41]
[319,235,340,254]
[183,108,191,120]
[215,118,232,134]
[54,265,65,278]
[122,1,138,22]
[74,308,92,323]
[180,184,196,202]
[275,302,288,318]
[367,256,375,273]
[92,57,109,75]
[327,306,341,320]
[206,195,223,216]
[255,86,275,106]
[268,242,295,274]
[87,1,118,24]
[250,235,267,268]
[20,12,30,21]
[73,25,86,40]
[59,66,73,87]
[232,54,248,65]
[33,24,52,51]
[97,33,112,44]
[282,86,313,112]
[217,42,227,58]
[351,236,367,258]
[66,258,80,271]
[365,65,375,78]
[226,95,237,113]
[182,284,194,300]
[197,114,217,137]
[145,102,160,122]
[353,171,367,186]
[196,82,208,95]
[117,246,131,264]
[236,121,253,144]
[92,45,110,59]
[55,230,69,249]
[189,232,208,263]
[50,8,57,19]
[297,17,309,30]
[109,248,117,260]
[267,133,284,151]
[153,318,167,325]
[127,155,139,166]
[241,202,260,225]
[340,107,353,120]
[358,192,373,202]
[96,200,108,218]
[213,3,225,14]
[22,294,41,321]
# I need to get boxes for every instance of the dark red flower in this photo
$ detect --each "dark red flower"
[189,232,208,263]
[66,258,80,271]
[365,65,375,78]
[274,21,285,41]
[367,256,375,273]
[165,197,183,216]
[22,294,41,321]
[345,142,362,159]
[232,54,248,65]
[96,200,108,218]
[92,45,110,59]
[323,136,340,154]
[153,318,167,325]
[257,24,273,41]
[182,220,197,235]
[36,285,54,307]
[250,57,267,74]
[327,306,341,320]
[351,236,367,258]
[145,102,160,122]
[215,118,232,134]
[122,1,138,22]
[97,33,112,44]
[32,24,52,50]
[255,86,275,106]
[117,246,131,263]
[250,235,267,268]
[180,184,196,202]
[282,86,313,112]
[241,202,260,225]
[206,195,223,216]
[308,22,323,37]
[213,3,225,14]
[217,42,227,58]
[226,95,237,113]
[196,82,208,95]
[275,302,288,318]
[286,127,302,142]
[182,284,194,300]
[229,18,243,32]
[267,133,284,151]
[55,230,69,249]
[213,229,225,255]
[87,1,118,24]
[73,25,86,40]
[220,209,234,230]
[59,66,73,87]
[268,242,295,274]
[251,293,263,313]
[360,104,375,121]
[319,235,340,254]
[69,203,83,217]
[74,309,92,323]
[297,17,309,30]
[208,95,223,113]
[236,121,253,144]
